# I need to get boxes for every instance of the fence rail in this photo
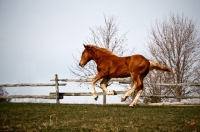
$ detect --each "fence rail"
[0,74,200,104]
[0,95,58,99]
[0,83,66,87]
[50,78,131,83]
[49,91,200,99]
[149,82,200,86]
[49,91,126,97]
[0,74,66,102]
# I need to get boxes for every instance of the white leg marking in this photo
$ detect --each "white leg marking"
[91,83,98,100]
[121,83,137,101]
[104,90,116,95]
[129,89,143,107]
[100,78,116,95]
[107,90,115,95]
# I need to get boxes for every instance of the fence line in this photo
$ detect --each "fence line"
[50,77,200,104]
[0,74,66,103]
[0,74,200,104]
[50,77,133,104]
[49,91,200,99]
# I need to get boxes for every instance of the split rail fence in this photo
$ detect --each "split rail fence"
[0,74,200,104]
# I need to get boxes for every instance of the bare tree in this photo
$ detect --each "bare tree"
[0,87,11,102]
[70,15,130,87]
[145,13,200,102]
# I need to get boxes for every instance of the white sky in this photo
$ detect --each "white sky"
[0,0,200,104]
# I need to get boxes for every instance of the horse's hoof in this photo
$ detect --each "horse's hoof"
[113,90,117,95]
[121,96,127,102]
[129,105,135,108]
[94,96,98,101]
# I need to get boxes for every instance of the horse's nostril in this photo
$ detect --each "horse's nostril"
[79,63,83,67]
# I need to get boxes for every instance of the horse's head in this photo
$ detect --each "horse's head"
[79,44,92,67]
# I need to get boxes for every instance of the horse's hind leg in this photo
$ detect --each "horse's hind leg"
[121,84,137,102]
[129,88,143,107]
[100,77,117,95]
[129,74,146,107]
[121,76,138,102]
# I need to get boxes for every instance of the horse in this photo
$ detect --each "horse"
[79,44,173,107]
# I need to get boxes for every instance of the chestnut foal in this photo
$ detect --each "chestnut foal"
[79,44,172,107]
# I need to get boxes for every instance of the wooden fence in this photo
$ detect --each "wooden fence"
[0,74,66,103]
[0,74,200,104]
[49,77,200,104]
[0,75,133,104]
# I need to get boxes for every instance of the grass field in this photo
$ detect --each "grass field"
[0,103,200,132]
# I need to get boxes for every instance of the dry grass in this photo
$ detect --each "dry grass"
[0,103,200,131]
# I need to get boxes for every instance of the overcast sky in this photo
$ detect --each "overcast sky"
[0,0,200,104]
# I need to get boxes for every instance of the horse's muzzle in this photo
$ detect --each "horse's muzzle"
[79,63,84,67]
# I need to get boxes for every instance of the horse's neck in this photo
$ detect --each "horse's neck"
[90,50,101,62]
[90,49,117,63]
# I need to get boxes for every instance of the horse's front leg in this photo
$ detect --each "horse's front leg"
[91,72,105,101]
[100,77,117,95]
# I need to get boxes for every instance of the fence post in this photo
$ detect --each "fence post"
[55,74,60,104]
[103,95,106,105]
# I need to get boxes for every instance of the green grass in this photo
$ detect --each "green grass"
[0,103,200,131]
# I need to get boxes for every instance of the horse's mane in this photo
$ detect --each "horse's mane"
[86,44,118,56]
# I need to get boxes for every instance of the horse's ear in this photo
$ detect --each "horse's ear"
[83,44,87,48]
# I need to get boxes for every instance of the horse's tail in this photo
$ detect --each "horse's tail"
[149,60,173,73]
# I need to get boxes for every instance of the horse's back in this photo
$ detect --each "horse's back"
[130,54,148,62]
[129,54,150,73]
